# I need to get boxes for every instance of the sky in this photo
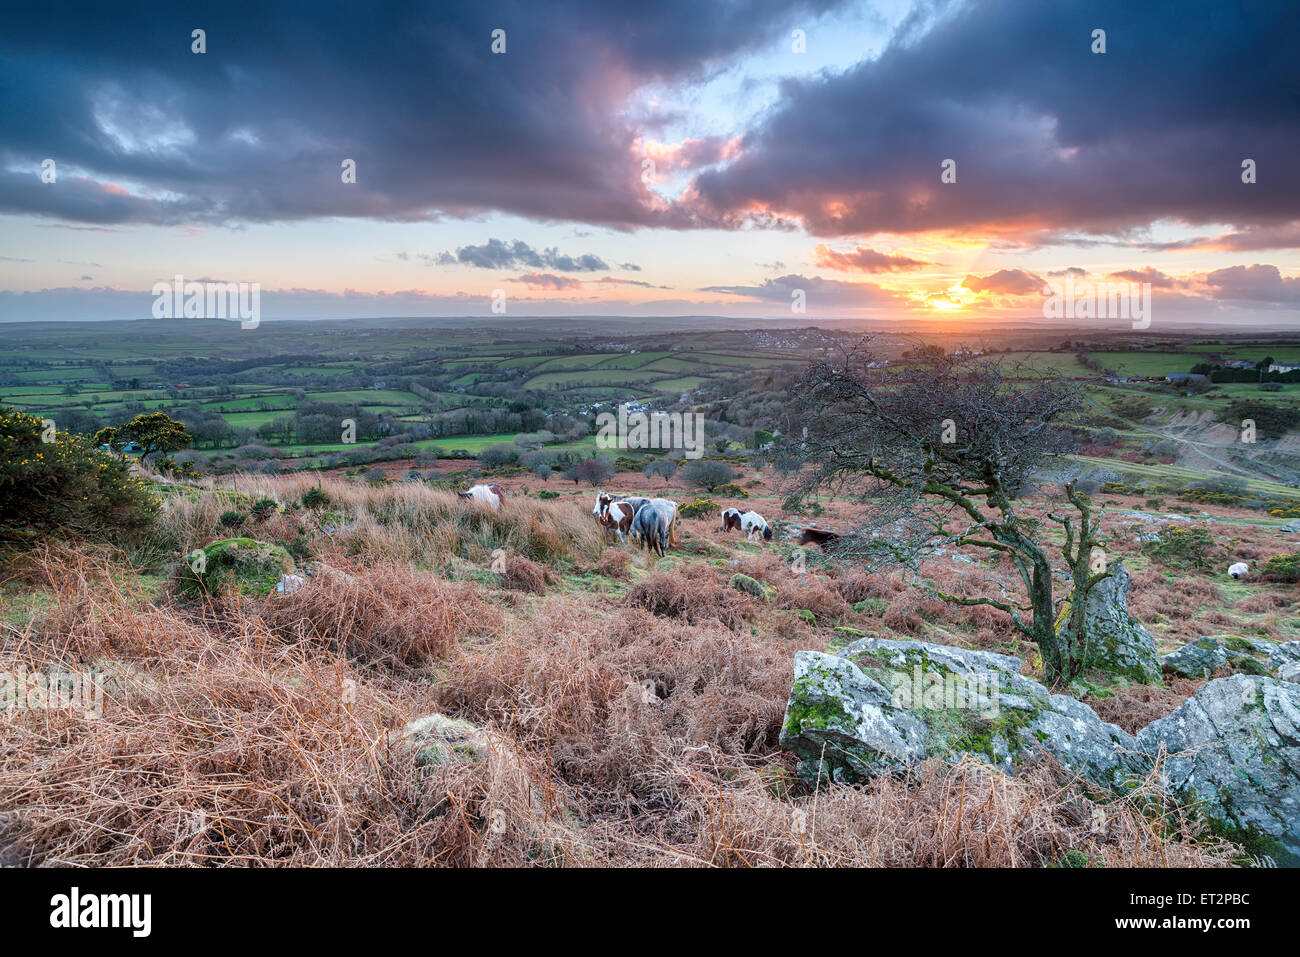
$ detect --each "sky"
[1,0,1298,326]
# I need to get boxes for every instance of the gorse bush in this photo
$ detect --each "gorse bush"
[712,482,749,498]
[250,496,278,520]
[0,405,157,548]
[301,485,330,508]
[679,498,719,519]
[1140,524,1221,570]
[1259,553,1300,583]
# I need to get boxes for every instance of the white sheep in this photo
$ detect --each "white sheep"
[1228,562,1249,580]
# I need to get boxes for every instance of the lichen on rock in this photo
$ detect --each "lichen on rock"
[1055,560,1162,683]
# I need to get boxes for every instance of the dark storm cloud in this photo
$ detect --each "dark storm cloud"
[690,0,1300,238]
[0,0,845,228]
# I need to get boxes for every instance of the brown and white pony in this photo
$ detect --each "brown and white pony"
[596,493,637,543]
[719,507,744,533]
[459,483,507,509]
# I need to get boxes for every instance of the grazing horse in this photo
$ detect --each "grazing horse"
[459,483,507,509]
[598,499,637,543]
[593,491,651,520]
[650,497,680,547]
[594,492,652,543]
[795,527,840,550]
[630,500,673,557]
[740,510,773,542]
[719,507,744,533]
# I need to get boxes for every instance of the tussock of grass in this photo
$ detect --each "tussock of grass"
[624,570,758,629]
[148,475,605,570]
[262,555,501,669]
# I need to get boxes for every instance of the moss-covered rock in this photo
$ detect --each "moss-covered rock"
[176,537,294,598]
[1055,560,1162,683]
[728,572,767,599]
[779,637,1143,787]
[1163,635,1278,679]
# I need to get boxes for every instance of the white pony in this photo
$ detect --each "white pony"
[740,510,773,542]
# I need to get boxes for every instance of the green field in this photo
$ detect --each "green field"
[1086,351,1197,377]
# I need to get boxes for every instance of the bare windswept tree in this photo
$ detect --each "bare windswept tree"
[775,344,1109,686]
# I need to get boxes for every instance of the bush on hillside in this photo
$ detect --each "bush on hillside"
[1259,553,1300,583]
[682,460,735,491]
[1140,524,1221,570]
[644,459,677,480]
[301,486,331,509]
[712,482,749,498]
[678,498,719,519]
[1224,400,1300,440]
[0,405,157,547]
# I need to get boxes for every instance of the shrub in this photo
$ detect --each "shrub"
[219,510,247,529]
[773,576,850,624]
[566,458,615,486]
[1224,399,1300,440]
[712,482,749,498]
[593,549,630,579]
[644,459,677,480]
[1141,524,1221,570]
[537,489,560,500]
[301,486,331,508]
[480,443,522,468]
[1111,395,1154,421]
[250,497,278,521]
[0,405,157,547]
[679,498,719,519]
[729,573,767,599]
[682,460,734,491]
[265,560,499,668]
[1259,553,1300,583]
